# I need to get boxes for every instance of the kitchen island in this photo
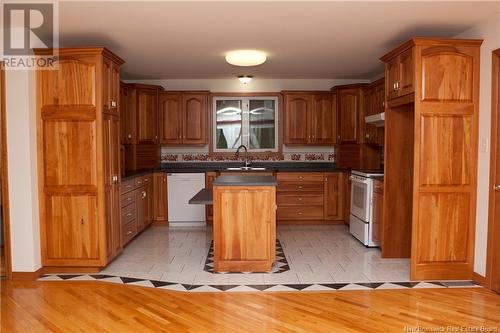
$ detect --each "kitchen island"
[211,175,277,273]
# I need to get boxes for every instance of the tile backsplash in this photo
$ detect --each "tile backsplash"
[160,152,335,162]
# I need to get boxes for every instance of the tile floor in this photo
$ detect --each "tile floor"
[95,224,411,285]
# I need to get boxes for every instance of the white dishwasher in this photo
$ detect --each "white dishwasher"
[167,173,206,226]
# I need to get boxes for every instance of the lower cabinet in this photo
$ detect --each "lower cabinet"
[276,172,345,224]
[120,173,154,247]
[205,172,218,224]
[152,172,168,223]
[371,179,383,245]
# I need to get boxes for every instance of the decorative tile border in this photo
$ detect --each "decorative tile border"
[160,152,336,162]
[204,240,290,274]
[37,274,481,292]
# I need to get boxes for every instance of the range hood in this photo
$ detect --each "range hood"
[365,112,385,127]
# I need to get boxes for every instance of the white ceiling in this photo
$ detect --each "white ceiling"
[58,1,499,79]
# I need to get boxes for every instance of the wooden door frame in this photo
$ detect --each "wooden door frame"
[485,49,500,289]
[1,62,12,279]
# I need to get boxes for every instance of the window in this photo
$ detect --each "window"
[213,96,279,152]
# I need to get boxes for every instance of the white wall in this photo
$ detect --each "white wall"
[456,13,500,276]
[5,69,42,272]
[124,78,368,93]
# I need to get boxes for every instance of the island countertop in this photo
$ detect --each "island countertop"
[213,175,278,186]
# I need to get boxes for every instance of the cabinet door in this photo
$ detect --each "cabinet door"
[386,57,399,100]
[152,172,167,222]
[137,89,158,144]
[136,187,148,231]
[338,88,359,143]
[311,94,336,144]
[398,48,414,97]
[372,188,383,245]
[324,173,343,220]
[159,93,182,144]
[103,114,122,260]
[110,62,120,114]
[205,172,217,224]
[283,94,311,144]
[182,94,207,145]
[120,83,136,144]
[103,57,112,113]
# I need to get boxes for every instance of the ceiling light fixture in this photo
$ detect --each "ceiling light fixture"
[238,75,253,84]
[226,50,267,67]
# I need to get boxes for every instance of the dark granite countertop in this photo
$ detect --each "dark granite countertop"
[189,189,213,205]
[122,162,349,181]
[213,175,278,186]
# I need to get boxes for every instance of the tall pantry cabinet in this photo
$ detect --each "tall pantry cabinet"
[36,48,125,270]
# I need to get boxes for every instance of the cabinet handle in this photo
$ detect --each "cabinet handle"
[393,83,397,91]
[137,180,142,185]
[111,100,117,108]
[163,177,166,182]
[126,213,132,217]
[141,191,146,198]
[297,212,303,215]
[298,185,303,189]
[126,230,133,235]
[144,178,149,182]
[127,197,132,201]
[297,197,303,201]
[127,134,132,139]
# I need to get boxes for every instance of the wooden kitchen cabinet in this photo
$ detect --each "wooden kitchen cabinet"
[363,78,385,146]
[137,87,159,144]
[283,93,311,144]
[371,179,383,245]
[384,47,414,101]
[205,171,217,224]
[152,172,168,223]
[334,85,365,144]
[35,47,124,269]
[213,185,276,272]
[276,172,345,224]
[324,172,343,221]
[159,91,209,146]
[283,92,336,145]
[120,82,135,144]
[381,38,481,280]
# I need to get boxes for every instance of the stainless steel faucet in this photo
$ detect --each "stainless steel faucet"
[235,145,250,168]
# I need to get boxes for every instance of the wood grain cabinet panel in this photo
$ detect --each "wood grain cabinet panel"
[324,172,343,221]
[283,94,311,144]
[152,172,168,223]
[45,195,99,261]
[311,93,336,144]
[159,93,182,144]
[420,116,472,185]
[337,87,363,144]
[36,47,124,269]
[380,38,481,280]
[213,186,276,272]
[137,89,158,144]
[120,83,135,144]
[372,180,383,245]
[205,172,217,224]
[182,94,207,145]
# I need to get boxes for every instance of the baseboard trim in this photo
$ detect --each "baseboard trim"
[43,267,101,274]
[152,221,169,226]
[472,272,487,287]
[11,267,44,281]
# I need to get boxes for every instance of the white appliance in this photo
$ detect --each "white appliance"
[167,173,206,226]
[349,170,383,247]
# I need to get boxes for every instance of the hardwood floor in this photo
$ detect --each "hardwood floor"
[1,280,499,333]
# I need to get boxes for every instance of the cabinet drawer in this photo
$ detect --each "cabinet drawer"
[277,172,324,183]
[278,182,324,192]
[277,194,324,206]
[122,220,137,245]
[141,175,152,185]
[277,206,324,220]
[121,179,135,194]
[121,202,136,224]
[121,191,135,207]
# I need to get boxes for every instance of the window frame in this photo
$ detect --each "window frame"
[211,95,280,154]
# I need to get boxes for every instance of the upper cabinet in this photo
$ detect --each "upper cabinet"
[333,85,366,144]
[103,57,120,115]
[283,91,336,145]
[159,91,208,146]
[137,87,159,144]
[363,79,385,146]
[120,83,162,145]
[384,47,414,101]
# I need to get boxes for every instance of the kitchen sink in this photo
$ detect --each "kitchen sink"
[226,167,267,171]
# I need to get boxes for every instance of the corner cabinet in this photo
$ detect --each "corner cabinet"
[159,91,208,146]
[35,47,125,269]
[283,92,337,145]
